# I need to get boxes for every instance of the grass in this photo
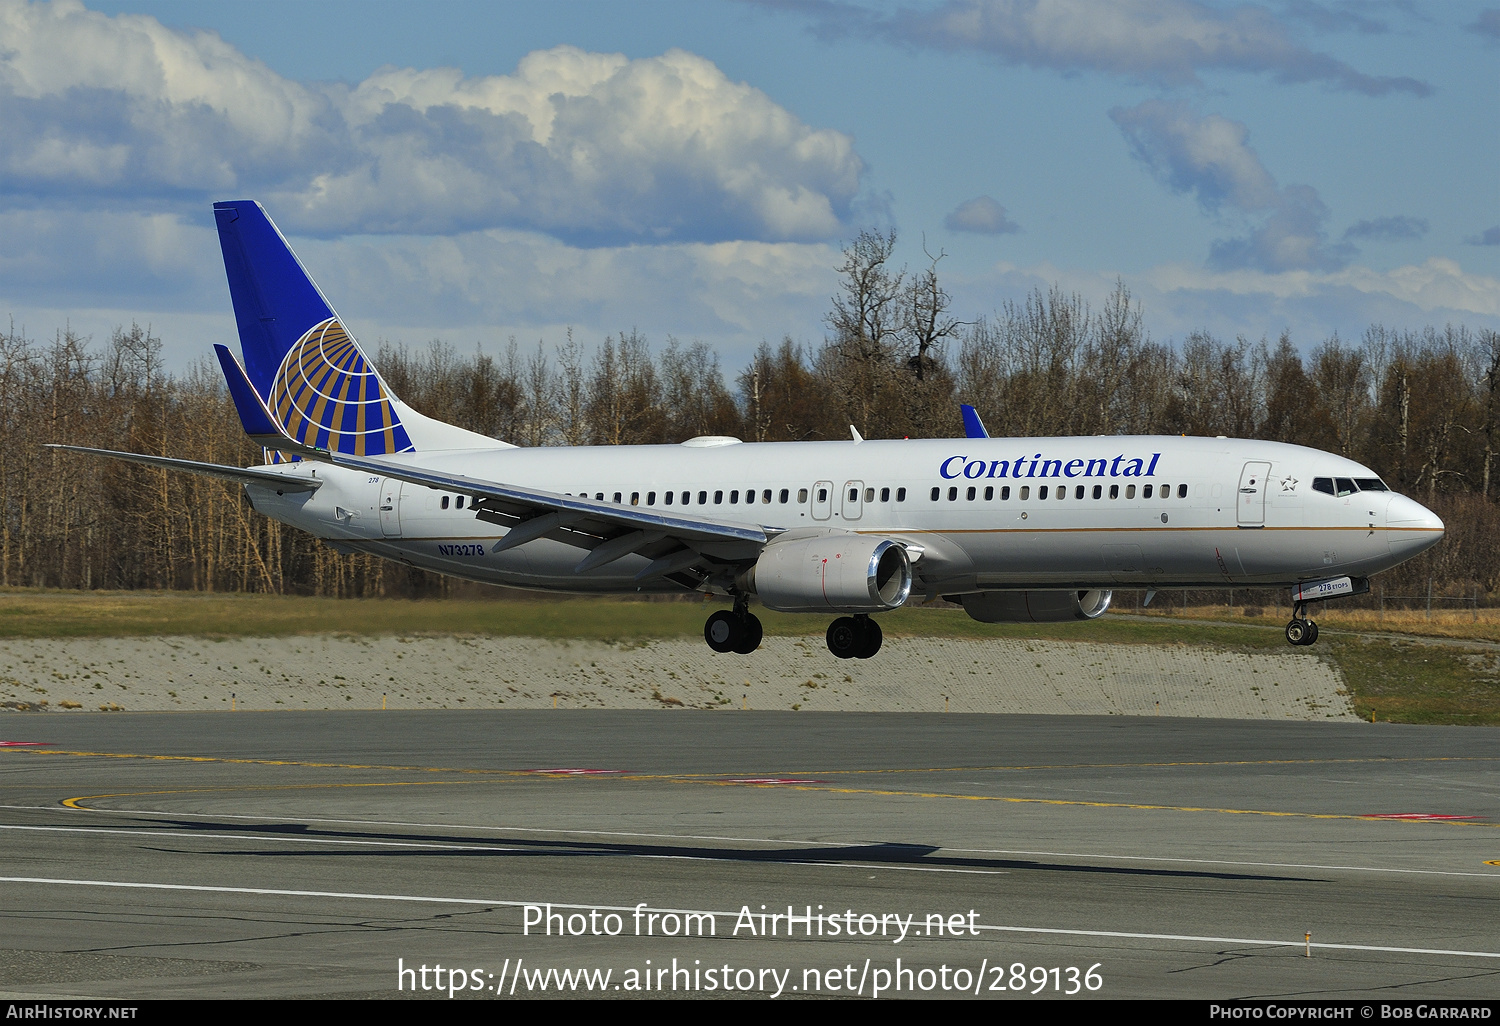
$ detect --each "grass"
[1,589,1497,725]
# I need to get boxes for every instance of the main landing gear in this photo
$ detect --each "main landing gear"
[826,614,882,660]
[704,599,763,654]
[1285,602,1320,647]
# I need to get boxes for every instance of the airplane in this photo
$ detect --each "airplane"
[52,201,1445,658]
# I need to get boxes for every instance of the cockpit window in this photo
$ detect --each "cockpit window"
[1335,478,1357,497]
[1312,478,1335,496]
[1354,478,1388,491]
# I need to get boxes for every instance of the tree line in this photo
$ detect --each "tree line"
[2,229,1496,603]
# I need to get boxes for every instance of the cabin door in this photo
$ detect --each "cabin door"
[842,480,865,521]
[811,480,833,521]
[380,478,403,536]
[1237,462,1271,527]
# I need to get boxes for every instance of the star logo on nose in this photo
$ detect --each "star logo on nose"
[1280,476,1298,492]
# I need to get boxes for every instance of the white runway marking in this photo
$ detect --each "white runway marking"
[3,875,1498,960]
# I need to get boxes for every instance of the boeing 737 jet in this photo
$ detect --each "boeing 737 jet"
[54,202,1445,659]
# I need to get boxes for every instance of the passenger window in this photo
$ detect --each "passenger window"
[864,487,874,502]
[1312,478,1335,496]
[1126,484,1135,499]
[456,496,465,509]
[698,491,708,504]
[1178,484,1188,498]
[984,486,993,500]
[816,488,827,502]
[1056,486,1064,500]
[613,492,622,503]
[1143,484,1153,498]
[595,492,604,501]
[1039,485,1049,500]
[880,487,890,502]
[930,487,940,501]
[647,491,656,505]
[1019,486,1030,500]
[664,491,673,505]
[896,487,906,501]
[1093,485,1102,499]
[441,496,450,510]
[1109,485,1119,499]
[730,490,739,503]
[1000,486,1010,500]
[948,487,958,501]
[745,489,755,504]
[780,489,790,503]
[1074,485,1084,499]
[848,488,857,501]
[763,489,773,503]
[797,488,808,503]
[714,490,724,504]
[966,486,975,500]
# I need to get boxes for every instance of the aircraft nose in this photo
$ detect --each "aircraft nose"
[1386,493,1444,559]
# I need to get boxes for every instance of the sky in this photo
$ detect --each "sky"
[2,0,1497,375]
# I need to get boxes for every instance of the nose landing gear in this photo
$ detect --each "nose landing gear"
[826,614,882,659]
[1285,602,1320,646]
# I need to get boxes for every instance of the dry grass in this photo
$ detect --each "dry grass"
[1130,602,1500,644]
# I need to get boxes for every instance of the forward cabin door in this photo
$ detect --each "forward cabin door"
[1237,462,1271,527]
[842,480,864,521]
[380,478,403,536]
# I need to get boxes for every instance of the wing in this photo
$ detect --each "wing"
[46,445,322,492]
[331,451,777,584]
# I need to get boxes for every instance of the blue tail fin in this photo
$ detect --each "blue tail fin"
[960,404,990,439]
[213,200,413,456]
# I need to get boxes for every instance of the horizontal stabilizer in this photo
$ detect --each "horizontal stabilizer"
[46,445,322,491]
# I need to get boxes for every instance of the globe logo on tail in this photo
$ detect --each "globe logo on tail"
[269,318,413,456]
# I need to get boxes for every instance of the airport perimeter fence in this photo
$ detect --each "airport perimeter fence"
[1128,580,1486,621]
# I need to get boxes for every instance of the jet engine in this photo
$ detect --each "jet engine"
[742,535,912,613]
[958,589,1112,623]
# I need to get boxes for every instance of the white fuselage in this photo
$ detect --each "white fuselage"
[243,435,1444,597]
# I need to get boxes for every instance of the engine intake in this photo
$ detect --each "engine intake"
[745,535,912,613]
[959,589,1112,623]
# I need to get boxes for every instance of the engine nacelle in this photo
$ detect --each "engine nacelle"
[959,589,1113,623]
[744,535,912,613]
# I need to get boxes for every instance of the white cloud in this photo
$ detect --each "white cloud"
[794,0,1430,95]
[1110,99,1347,273]
[944,196,1022,234]
[0,1,863,243]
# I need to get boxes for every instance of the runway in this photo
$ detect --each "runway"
[1,711,1497,999]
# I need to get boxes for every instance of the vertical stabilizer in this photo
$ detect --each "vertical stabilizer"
[213,201,511,454]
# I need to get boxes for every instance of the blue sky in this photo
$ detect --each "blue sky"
[4,0,1498,373]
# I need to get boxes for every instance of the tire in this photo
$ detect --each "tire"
[1285,619,1306,646]
[826,617,859,659]
[1305,620,1319,645]
[855,618,883,659]
[733,613,763,654]
[705,610,739,653]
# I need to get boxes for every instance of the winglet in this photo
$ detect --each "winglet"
[214,344,328,459]
[960,404,989,439]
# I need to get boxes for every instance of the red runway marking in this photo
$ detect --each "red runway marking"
[725,777,825,785]
[0,742,51,748]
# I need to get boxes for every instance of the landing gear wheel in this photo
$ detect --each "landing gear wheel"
[733,613,763,654]
[826,617,860,659]
[1304,620,1319,645]
[854,617,883,659]
[1285,618,1310,646]
[705,610,740,653]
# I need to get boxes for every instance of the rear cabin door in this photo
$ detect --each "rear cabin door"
[380,478,403,536]
[1237,462,1271,527]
